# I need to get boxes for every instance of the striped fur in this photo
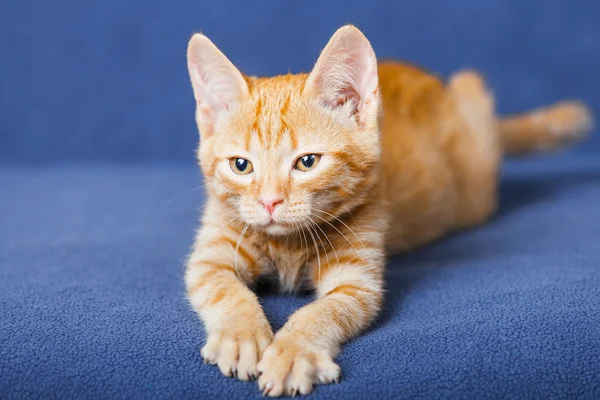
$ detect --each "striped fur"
[185,26,592,396]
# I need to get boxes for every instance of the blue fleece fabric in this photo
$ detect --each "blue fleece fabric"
[1,0,599,398]
[1,156,599,399]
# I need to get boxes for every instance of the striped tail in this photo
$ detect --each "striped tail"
[499,101,593,155]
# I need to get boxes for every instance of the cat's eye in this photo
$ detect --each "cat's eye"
[229,158,254,175]
[295,154,321,172]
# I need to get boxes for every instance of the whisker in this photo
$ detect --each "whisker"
[302,219,321,283]
[305,219,331,281]
[183,213,240,268]
[206,214,240,237]
[234,223,250,289]
[182,237,200,269]
[286,218,308,292]
[215,209,238,221]
[166,184,206,205]
[308,217,340,267]
[297,221,310,269]
[311,212,375,270]
[311,208,376,266]
[184,204,233,215]
[296,221,311,289]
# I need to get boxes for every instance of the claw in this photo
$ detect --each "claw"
[203,356,216,365]
[262,382,273,396]
[291,388,298,397]
[334,376,340,384]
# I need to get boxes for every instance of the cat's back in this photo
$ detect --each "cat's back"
[377,61,460,252]
[378,61,445,121]
[377,61,450,175]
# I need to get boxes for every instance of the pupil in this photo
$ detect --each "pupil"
[302,155,314,168]
[236,159,247,170]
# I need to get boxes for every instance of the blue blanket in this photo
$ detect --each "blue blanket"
[1,156,599,399]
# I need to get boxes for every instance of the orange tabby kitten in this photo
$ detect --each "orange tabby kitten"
[184,25,591,396]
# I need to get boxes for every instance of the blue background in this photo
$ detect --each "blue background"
[1,0,600,163]
[1,1,599,399]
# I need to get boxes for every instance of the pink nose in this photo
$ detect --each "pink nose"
[260,196,284,216]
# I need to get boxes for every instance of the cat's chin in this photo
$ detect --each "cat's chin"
[263,223,293,236]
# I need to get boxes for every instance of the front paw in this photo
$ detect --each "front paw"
[201,325,273,381]
[257,339,340,396]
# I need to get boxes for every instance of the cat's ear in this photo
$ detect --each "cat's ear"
[304,25,379,127]
[187,34,249,137]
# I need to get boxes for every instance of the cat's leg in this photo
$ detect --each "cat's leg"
[257,244,384,396]
[185,225,272,381]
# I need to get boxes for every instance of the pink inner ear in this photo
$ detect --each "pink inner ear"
[198,103,214,119]
[329,88,361,116]
[308,32,378,122]
[187,34,250,129]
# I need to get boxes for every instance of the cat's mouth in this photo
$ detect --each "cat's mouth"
[246,213,302,236]
[261,220,296,236]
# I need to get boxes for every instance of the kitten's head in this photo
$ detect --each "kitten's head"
[187,26,381,235]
